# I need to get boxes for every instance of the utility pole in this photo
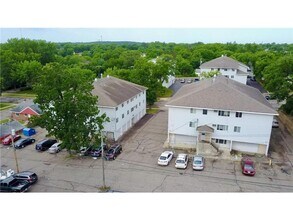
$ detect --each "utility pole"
[101,131,106,188]
[11,129,19,173]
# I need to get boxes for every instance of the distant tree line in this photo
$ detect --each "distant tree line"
[1,38,292,114]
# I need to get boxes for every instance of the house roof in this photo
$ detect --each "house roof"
[166,76,277,115]
[0,121,25,138]
[11,100,42,115]
[200,56,249,70]
[92,76,147,107]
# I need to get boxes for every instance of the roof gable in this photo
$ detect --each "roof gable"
[11,100,42,114]
[200,56,249,69]
[92,76,147,107]
[166,76,277,115]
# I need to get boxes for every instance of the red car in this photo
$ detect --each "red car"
[241,157,256,176]
[2,135,21,145]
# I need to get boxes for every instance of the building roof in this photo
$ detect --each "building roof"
[11,100,42,115]
[0,121,25,138]
[200,56,250,70]
[92,76,147,107]
[166,76,277,115]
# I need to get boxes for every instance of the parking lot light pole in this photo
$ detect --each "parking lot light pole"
[11,129,20,173]
[101,131,106,188]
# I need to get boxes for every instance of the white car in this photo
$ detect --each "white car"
[158,151,174,166]
[0,169,15,180]
[272,118,279,128]
[48,142,62,154]
[193,155,205,171]
[175,154,188,169]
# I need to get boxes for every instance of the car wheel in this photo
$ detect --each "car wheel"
[21,145,24,148]
[32,140,35,143]
[113,156,116,160]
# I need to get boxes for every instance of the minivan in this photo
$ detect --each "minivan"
[35,139,57,151]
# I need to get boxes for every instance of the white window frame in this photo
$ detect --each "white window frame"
[218,111,230,117]
[217,124,228,131]
[234,126,241,133]
[190,108,196,114]
[189,122,196,127]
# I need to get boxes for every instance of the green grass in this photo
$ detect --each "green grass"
[0,103,16,110]
[2,90,36,98]
[147,108,160,115]
[0,118,10,124]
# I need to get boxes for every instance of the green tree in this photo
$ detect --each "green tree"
[33,63,109,153]
[0,76,3,95]
[263,55,293,101]
[200,70,221,79]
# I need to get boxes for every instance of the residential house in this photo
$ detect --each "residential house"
[92,76,147,141]
[10,100,42,122]
[199,55,252,84]
[150,57,175,88]
[165,76,277,156]
[0,120,25,141]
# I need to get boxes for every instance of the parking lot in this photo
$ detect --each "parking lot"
[1,96,293,192]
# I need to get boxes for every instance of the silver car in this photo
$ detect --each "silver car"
[193,155,205,171]
[48,142,62,154]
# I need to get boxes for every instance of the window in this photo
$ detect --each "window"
[232,69,235,71]
[190,108,196,114]
[127,100,129,104]
[25,114,28,117]
[215,139,227,144]
[136,104,138,109]
[115,107,118,111]
[131,98,134,102]
[211,68,214,70]
[231,75,234,78]
[116,118,119,123]
[203,109,208,115]
[224,68,227,71]
[212,124,216,127]
[139,102,141,106]
[127,110,129,115]
[218,111,230,117]
[217,124,228,131]
[234,126,241,133]
[236,112,242,118]
[122,103,124,107]
[16,113,19,116]
[131,107,134,112]
[218,68,220,71]
[122,114,124,119]
[189,122,196,127]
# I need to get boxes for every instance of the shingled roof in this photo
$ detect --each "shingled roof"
[92,76,147,107]
[11,100,42,115]
[200,56,249,70]
[0,121,25,138]
[166,76,277,115]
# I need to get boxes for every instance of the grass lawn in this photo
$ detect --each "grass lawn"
[0,103,15,110]
[2,90,36,98]
[0,118,10,124]
[146,108,160,115]
[158,88,173,98]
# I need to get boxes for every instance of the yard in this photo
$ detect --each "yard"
[1,90,36,98]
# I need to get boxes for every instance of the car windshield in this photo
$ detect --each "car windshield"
[194,160,202,164]
[176,159,185,164]
[160,156,167,160]
[108,149,114,154]
[244,164,254,171]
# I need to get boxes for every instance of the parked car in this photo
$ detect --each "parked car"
[48,142,62,154]
[2,134,21,145]
[105,144,122,160]
[0,176,31,192]
[14,137,35,149]
[272,118,279,128]
[35,139,57,151]
[193,155,205,171]
[13,171,38,185]
[158,151,173,166]
[241,157,256,176]
[194,78,200,82]
[89,144,107,157]
[175,153,188,169]
[187,79,192,83]
[180,79,185,83]
[0,169,15,180]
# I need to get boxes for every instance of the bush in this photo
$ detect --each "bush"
[281,96,293,116]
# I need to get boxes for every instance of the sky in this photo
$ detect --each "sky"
[1,28,293,44]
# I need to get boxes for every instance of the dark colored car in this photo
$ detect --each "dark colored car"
[105,144,122,160]
[89,144,107,157]
[241,157,256,176]
[0,176,31,192]
[13,171,38,185]
[14,137,35,149]
[2,134,21,145]
[35,139,57,151]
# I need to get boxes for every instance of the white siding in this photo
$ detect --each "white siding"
[199,68,248,84]
[168,106,274,154]
[162,75,175,88]
[99,90,146,140]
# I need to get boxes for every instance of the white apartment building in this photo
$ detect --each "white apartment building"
[92,76,147,141]
[166,76,277,155]
[199,55,252,84]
